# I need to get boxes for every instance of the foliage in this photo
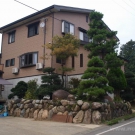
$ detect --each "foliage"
[78,57,113,101]
[85,11,118,60]
[69,77,81,88]
[8,81,28,99]
[121,71,135,101]
[45,33,80,86]
[24,79,38,99]
[37,67,62,99]
[105,113,135,125]
[107,68,127,97]
[119,40,135,73]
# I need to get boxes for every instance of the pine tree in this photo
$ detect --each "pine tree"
[78,57,113,101]
[119,40,135,73]
[37,67,62,99]
[85,11,118,60]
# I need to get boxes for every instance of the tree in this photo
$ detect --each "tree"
[8,81,28,99]
[121,71,135,101]
[78,57,113,101]
[107,68,127,97]
[37,67,62,99]
[25,79,38,99]
[119,40,135,73]
[85,11,118,60]
[46,33,80,86]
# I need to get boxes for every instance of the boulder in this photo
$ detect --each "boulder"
[92,111,101,124]
[81,102,90,110]
[20,104,24,109]
[16,108,21,117]
[42,110,49,120]
[9,108,14,116]
[73,110,84,123]
[61,100,69,106]
[48,110,53,120]
[24,104,29,109]
[67,94,75,101]
[14,99,21,104]
[38,104,43,109]
[63,111,68,115]
[48,105,54,110]
[24,100,32,104]
[38,109,44,120]
[52,106,58,114]
[57,112,63,115]
[33,109,39,120]
[29,108,34,118]
[83,109,91,124]
[20,109,25,117]
[77,100,83,106]
[25,108,30,118]
[35,100,40,104]
[92,102,102,110]
[52,90,70,100]
[73,105,80,112]
[57,106,65,113]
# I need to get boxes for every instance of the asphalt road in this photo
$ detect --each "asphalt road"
[81,118,135,135]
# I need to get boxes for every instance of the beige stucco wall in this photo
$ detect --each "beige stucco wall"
[52,12,90,75]
[1,14,53,79]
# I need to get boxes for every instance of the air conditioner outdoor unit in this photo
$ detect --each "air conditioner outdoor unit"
[12,67,18,74]
[36,63,43,70]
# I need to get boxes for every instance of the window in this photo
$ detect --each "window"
[62,21,74,35]
[20,52,38,67]
[72,56,75,68]
[80,54,83,67]
[86,15,89,23]
[8,31,15,44]
[5,58,15,67]
[56,58,61,64]
[79,31,89,42]
[5,60,10,67]
[10,58,15,66]
[28,22,39,37]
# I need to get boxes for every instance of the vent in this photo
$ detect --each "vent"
[12,68,18,74]
[36,63,43,70]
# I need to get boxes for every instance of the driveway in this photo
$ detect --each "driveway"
[0,117,101,135]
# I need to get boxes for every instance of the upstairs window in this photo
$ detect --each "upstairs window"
[20,52,38,67]
[5,60,10,67]
[5,58,15,67]
[10,58,15,66]
[62,21,74,35]
[28,22,39,37]
[79,31,89,42]
[8,31,15,44]
[86,15,89,23]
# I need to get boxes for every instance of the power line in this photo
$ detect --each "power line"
[112,0,135,17]
[129,0,135,6]
[14,0,61,21]
[123,0,135,13]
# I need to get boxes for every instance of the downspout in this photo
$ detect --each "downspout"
[43,19,47,68]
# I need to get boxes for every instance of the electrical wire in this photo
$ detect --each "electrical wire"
[123,0,135,13]
[14,0,61,21]
[112,0,135,17]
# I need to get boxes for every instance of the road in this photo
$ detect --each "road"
[82,118,135,135]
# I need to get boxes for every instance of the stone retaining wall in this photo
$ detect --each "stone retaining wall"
[7,98,132,124]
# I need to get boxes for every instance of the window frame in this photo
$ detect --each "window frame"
[8,30,16,44]
[5,59,10,67]
[20,52,38,68]
[27,22,39,37]
[80,54,83,67]
[86,15,89,23]
[72,56,75,68]
[10,58,15,66]
[62,20,75,35]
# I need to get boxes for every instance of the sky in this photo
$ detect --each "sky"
[0,0,135,52]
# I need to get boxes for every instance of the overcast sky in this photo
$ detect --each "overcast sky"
[0,0,135,52]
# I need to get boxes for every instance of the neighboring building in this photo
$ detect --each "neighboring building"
[0,5,118,99]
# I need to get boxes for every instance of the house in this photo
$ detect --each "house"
[0,5,119,99]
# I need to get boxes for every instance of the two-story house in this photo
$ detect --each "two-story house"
[0,5,117,99]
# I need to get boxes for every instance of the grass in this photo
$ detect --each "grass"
[105,113,135,126]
